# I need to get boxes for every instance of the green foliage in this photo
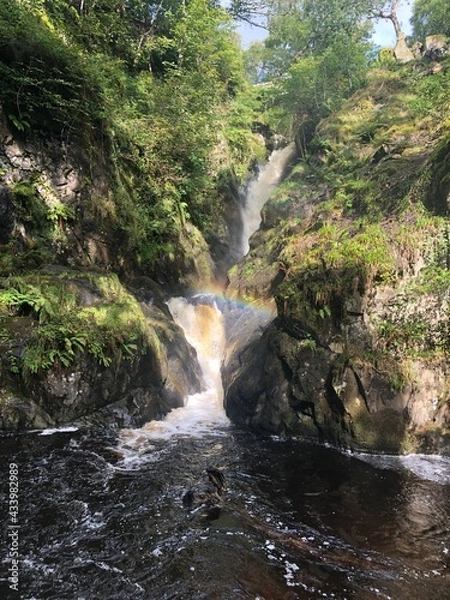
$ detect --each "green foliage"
[11,179,48,227]
[304,60,450,221]
[3,178,77,272]
[0,272,148,375]
[0,283,56,323]
[277,221,396,322]
[242,0,372,140]
[0,0,263,277]
[410,69,450,119]
[412,0,450,40]
[0,1,106,136]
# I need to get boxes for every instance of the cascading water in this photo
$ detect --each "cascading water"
[119,297,228,458]
[118,144,298,450]
[239,142,296,257]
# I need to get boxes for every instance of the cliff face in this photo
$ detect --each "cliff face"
[0,269,204,430]
[0,114,214,430]
[224,60,450,454]
[0,117,215,292]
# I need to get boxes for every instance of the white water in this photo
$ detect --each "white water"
[118,297,228,462]
[355,451,450,485]
[117,145,297,456]
[240,142,296,256]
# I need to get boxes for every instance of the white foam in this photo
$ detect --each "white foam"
[355,452,450,485]
[39,426,79,436]
[240,143,296,256]
[116,296,229,465]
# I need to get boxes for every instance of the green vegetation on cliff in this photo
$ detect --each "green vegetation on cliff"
[0,0,264,279]
[0,270,148,376]
[274,55,450,332]
[227,53,450,451]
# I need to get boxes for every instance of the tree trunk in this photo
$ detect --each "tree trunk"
[377,1,414,63]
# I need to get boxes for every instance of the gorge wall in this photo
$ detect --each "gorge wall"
[0,118,215,292]
[223,58,450,454]
[0,113,220,430]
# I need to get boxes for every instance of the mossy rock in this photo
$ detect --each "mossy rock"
[351,407,407,453]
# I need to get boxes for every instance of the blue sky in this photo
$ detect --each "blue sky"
[372,1,413,46]
[238,1,414,49]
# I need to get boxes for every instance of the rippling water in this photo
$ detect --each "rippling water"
[1,425,449,600]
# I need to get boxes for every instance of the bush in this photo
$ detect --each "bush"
[0,1,106,137]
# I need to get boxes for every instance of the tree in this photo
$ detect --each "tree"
[411,0,450,40]
[228,0,270,29]
[370,1,414,61]
[238,0,372,149]
[232,0,414,58]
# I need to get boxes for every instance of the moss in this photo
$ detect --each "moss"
[352,408,407,453]
[12,178,50,232]
[0,270,150,375]
[276,221,396,324]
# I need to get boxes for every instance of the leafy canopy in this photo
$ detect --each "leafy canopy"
[411,0,450,40]
[241,0,373,141]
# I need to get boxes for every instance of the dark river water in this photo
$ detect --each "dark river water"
[1,423,449,600]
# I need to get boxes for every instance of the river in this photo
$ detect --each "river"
[1,295,449,600]
[1,421,449,599]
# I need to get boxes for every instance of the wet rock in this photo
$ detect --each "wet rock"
[0,395,55,430]
[182,467,227,520]
[0,184,14,243]
[222,296,450,453]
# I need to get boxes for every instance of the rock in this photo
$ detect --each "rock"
[222,278,450,453]
[223,318,324,438]
[424,35,449,60]
[0,184,14,243]
[0,274,203,431]
[141,302,203,409]
[0,395,55,430]
[412,41,423,57]
[182,467,227,520]
[394,38,415,63]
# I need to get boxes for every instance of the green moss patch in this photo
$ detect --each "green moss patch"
[0,270,149,375]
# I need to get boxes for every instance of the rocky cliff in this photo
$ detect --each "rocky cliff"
[0,268,205,430]
[224,58,450,454]
[0,116,215,291]
[0,114,215,430]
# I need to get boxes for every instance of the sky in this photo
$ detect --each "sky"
[237,1,414,49]
[372,1,413,47]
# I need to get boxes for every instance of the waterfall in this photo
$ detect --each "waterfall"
[118,146,296,454]
[119,297,228,453]
[239,142,296,257]
[166,297,225,401]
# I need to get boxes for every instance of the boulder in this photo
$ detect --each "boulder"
[424,35,449,60]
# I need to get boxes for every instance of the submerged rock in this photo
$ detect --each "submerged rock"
[182,467,227,520]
